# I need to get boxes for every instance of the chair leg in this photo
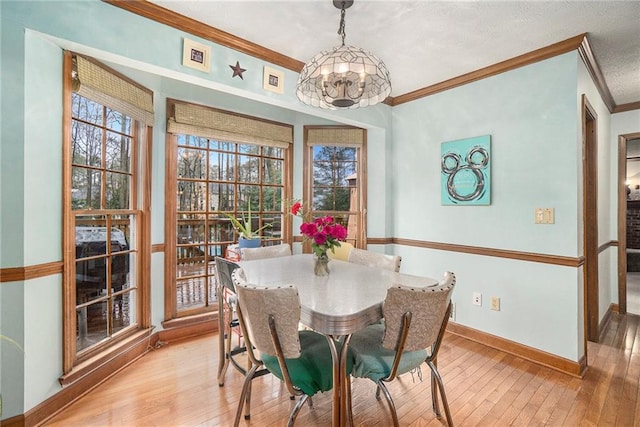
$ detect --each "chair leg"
[287,394,310,427]
[427,360,453,426]
[244,373,253,420]
[346,375,354,427]
[218,301,230,386]
[233,364,259,427]
[431,366,440,417]
[218,309,236,386]
[376,381,399,427]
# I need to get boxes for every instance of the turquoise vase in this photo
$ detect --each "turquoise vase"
[238,236,261,250]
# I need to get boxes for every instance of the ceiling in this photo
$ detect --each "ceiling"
[149,0,640,108]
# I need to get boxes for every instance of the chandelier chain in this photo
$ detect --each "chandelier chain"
[338,4,347,46]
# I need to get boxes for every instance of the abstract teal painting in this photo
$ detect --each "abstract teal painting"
[441,135,491,205]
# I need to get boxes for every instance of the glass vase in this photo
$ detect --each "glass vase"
[314,252,330,276]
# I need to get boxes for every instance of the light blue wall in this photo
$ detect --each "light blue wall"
[392,53,580,255]
[1,6,28,419]
[390,53,584,360]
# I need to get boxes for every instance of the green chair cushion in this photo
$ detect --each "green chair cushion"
[350,323,427,382]
[262,330,353,396]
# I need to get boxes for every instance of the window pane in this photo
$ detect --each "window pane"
[181,135,208,148]
[177,215,205,245]
[112,290,133,334]
[124,252,135,292]
[208,216,233,243]
[177,180,207,212]
[71,121,102,168]
[112,215,133,250]
[209,182,235,211]
[177,244,206,270]
[312,146,356,212]
[238,154,259,183]
[176,277,206,310]
[262,158,282,184]
[207,276,217,305]
[105,132,131,173]
[208,139,235,151]
[262,213,282,240]
[263,145,284,159]
[238,143,259,155]
[112,250,130,293]
[312,185,351,211]
[72,166,101,210]
[262,186,282,211]
[105,108,131,135]
[75,215,108,245]
[77,300,108,352]
[209,150,235,181]
[178,147,206,179]
[238,185,261,210]
[76,257,107,304]
[72,93,103,126]
[106,171,130,209]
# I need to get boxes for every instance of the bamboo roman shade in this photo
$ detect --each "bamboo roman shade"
[74,54,154,125]
[167,102,293,149]
[306,127,364,147]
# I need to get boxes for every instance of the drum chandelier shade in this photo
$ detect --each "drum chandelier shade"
[295,0,392,110]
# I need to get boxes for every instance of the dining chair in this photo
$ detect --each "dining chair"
[347,247,402,272]
[241,242,291,260]
[348,271,456,426]
[215,257,269,388]
[214,257,246,386]
[232,268,352,426]
[327,241,354,261]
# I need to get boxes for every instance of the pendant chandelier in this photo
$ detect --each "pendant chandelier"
[296,0,392,110]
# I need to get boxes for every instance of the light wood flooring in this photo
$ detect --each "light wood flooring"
[43,313,640,426]
[627,272,640,316]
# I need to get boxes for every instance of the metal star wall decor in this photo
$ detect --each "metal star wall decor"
[229,61,246,79]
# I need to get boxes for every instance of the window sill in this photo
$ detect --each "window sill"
[59,328,155,387]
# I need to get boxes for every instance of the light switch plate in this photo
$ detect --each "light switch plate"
[535,208,554,224]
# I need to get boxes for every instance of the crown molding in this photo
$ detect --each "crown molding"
[392,33,587,106]
[578,35,616,113]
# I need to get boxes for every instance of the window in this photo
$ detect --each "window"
[165,100,292,318]
[63,52,152,371]
[303,126,366,248]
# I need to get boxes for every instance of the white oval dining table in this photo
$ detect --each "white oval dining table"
[238,253,438,426]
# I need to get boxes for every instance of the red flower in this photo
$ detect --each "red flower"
[300,222,316,236]
[291,201,302,216]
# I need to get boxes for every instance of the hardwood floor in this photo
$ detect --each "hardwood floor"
[43,313,640,426]
[627,272,640,315]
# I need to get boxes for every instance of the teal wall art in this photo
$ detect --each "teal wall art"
[441,135,491,205]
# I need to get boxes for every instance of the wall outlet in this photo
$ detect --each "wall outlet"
[491,296,501,311]
[449,302,456,321]
[472,292,482,306]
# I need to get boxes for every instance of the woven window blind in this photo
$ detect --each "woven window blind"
[306,127,364,147]
[167,102,293,149]
[74,55,154,125]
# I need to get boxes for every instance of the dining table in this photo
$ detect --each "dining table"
[238,253,439,426]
